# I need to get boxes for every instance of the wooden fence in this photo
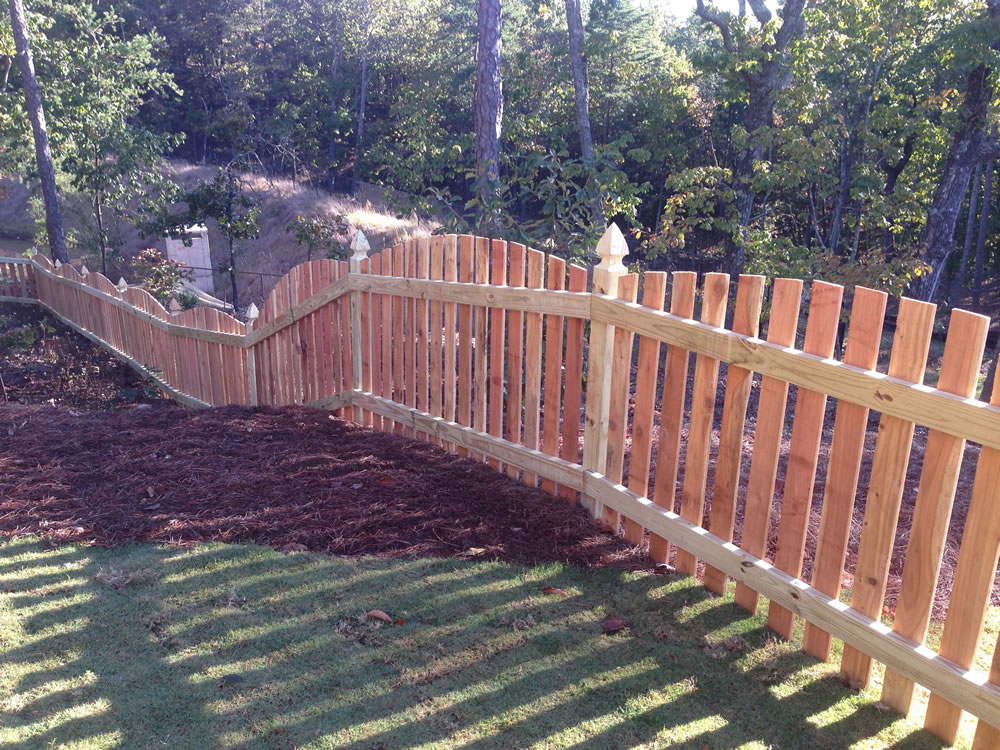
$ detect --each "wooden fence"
[4,225,1000,746]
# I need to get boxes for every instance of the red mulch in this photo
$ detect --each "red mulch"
[0,403,648,570]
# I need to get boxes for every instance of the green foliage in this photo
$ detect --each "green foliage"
[286,214,350,261]
[129,248,194,305]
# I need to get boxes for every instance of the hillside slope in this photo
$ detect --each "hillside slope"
[0,160,437,305]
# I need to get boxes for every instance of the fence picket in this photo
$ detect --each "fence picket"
[473,238,489,461]
[457,235,474,456]
[924,352,1000,743]
[703,274,766,593]
[802,287,888,660]
[506,242,526,480]
[733,278,804,613]
[841,296,936,687]
[379,249,394,430]
[443,235,459,452]
[648,271,696,564]
[558,264,587,503]
[541,255,567,495]
[624,271,668,546]
[427,236,443,444]
[391,245,404,434]
[768,280,844,638]
[488,240,508,471]
[603,273,639,531]
[675,272,729,576]
[882,308,989,714]
[368,254,383,430]
[522,248,545,487]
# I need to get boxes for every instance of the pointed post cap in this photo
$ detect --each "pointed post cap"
[168,298,182,313]
[595,223,628,271]
[246,302,260,322]
[54,259,62,268]
[351,230,370,259]
[80,264,90,276]
[117,277,128,291]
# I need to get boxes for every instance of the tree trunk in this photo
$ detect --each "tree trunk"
[351,53,367,195]
[564,0,603,226]
[94,191,107,276]
[974,158,993,308]
[327,16,343,192]
[229,236,240,316]
[695,0,807,276]
[8,0,69,264]
[827,132,851,253]
[920,64,997,301]
[474,0,503,219]
[951,163,981,305]
[881,132,916,259]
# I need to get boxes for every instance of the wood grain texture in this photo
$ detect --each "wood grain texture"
[457,236,474,456]
[541,255,567,495]
[417,238,432,441]
[703,274,765,593]
[648,271,696,564]
[427,237,443,444]
[882,308,989,715]
[841,296,936,688]
[675,272,729,576]
[522,248,545,486]
[558,264,588,503]
[488,240,508,471]
[473,238,489,460]
[733,278,804,613]
[443,235,459,451]
[768,280,844,638]
[802,287,888,660]
[624,271,668,545]
[505,242,527,480]
[602,273,639,530]
[924,353,1000,743]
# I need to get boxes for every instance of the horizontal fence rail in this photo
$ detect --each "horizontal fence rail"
[4,225,1000,746]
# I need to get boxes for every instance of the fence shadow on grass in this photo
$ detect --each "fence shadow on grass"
[0,537,957,749]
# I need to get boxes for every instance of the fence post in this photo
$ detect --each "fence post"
[246,303,260,406]
[581,224,628,519]
[349,230,370,423]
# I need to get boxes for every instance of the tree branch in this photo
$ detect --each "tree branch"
[695,0,736,54]
[746,0,771,25]
[775,0,807,52]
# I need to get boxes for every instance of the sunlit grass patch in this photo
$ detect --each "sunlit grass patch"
[0,538,972,748]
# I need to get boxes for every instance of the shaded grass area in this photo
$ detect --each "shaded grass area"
[0,537,965,749]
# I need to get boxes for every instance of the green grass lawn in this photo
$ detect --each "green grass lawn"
[0,537,974,749]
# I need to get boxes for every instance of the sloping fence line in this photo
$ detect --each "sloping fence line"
[4,228,1000,746]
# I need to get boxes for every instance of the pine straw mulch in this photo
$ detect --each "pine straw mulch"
[0,404,649,570]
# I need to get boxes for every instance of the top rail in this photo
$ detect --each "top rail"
[592,296,1000,452]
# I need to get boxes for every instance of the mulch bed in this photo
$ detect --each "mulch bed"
[0,404,648,570]
[0,302,171,410]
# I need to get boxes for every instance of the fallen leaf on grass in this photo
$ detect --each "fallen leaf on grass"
[393,618,406,626]
[542,586,568,598]
[282,543,308,553]
[460,547,487,558]
[367,609,392,623]
[603,618,627,634]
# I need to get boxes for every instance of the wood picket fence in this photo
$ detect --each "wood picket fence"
[4,225,1000,746]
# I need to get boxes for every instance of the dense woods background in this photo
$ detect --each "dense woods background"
[1,0,999,310]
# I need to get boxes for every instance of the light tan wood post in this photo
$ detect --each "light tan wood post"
[349,230,370,423]
[581,224,628,519]
[246,302,260,406]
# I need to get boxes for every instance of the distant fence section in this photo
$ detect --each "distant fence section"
[5,226,1000,747]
